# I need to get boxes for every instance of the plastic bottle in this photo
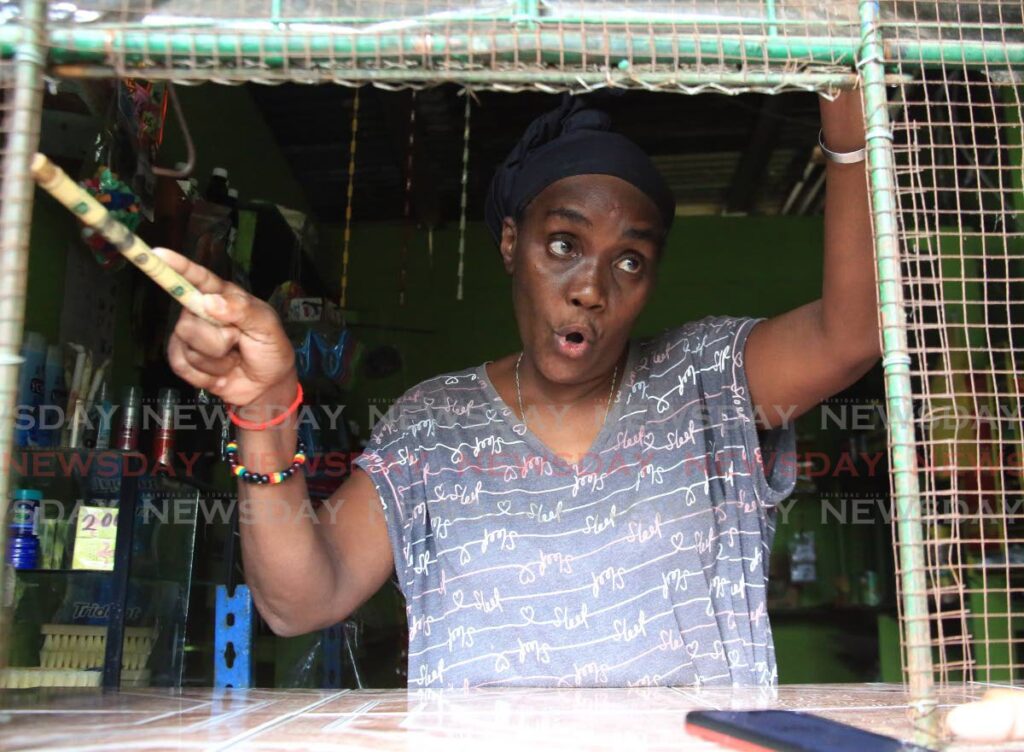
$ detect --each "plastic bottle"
[205,167,230,205]
[38,345,67,447]
[93,382,113,450]
[6,489,42,570]
[226,187,240,257]
[116,386,142,452]
[84,382,113,450]
[151,388,179,475]
[172,161,194,199]
[15,333,47,448]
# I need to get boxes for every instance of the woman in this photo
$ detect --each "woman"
[162,91,878,688]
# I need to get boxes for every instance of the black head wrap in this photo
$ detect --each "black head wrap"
[484,96,675,247]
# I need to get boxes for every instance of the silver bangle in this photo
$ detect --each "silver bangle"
[818,129,866,164]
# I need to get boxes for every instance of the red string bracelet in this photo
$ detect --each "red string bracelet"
[228,383,303,430]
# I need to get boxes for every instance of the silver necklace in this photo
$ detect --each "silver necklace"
[514,351,620,432]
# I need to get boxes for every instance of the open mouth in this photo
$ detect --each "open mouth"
[555,328,592,358]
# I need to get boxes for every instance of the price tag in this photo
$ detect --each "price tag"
[71,505,119,571]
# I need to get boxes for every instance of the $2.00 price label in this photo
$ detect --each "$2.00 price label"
[72,505,118,571]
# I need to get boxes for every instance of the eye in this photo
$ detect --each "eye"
[616,254,643,274]
[547,238,574,257]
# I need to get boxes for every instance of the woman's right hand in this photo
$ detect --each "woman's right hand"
[156,251,396,636]
[158,247,298,408]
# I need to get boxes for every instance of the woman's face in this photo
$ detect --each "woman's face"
[500,174,664,385]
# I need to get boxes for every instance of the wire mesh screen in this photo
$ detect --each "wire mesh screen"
[886,32,1024,690]
[0,2,1017,89]
[0,1,876,89]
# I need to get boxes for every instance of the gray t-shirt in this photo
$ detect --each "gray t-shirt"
[354,315,796,688]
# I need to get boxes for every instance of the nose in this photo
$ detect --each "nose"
[567,262,607,311]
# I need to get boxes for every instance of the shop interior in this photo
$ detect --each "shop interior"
[7,79,900,690]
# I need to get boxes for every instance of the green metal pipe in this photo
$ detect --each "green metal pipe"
[0,0,47,668]
[12,6,1005,32]
[0,27,862,66]
[1,24,1021,69]
[858,0,937,742]
[889,39,1024,66]
[77,7,517,28]
[513,0,540,25]
[532,10,784,25]
[764,0,779,38]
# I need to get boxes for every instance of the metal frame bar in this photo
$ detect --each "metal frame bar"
[102,467,139,689]
[1,3,1016,31]
[321,623,344,688]
[857,0,937,741]
[50,64,883,91]
[0,26,1022,72]
[0,28,862,65]
[214,584,254,688]
[0,0,46,665]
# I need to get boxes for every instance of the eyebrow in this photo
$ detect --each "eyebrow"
[546,207,592,228]
[546,205,660,246]
[623,227,660,245]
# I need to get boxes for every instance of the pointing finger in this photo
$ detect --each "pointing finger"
[152,247,228,295]
[202,291,283,341]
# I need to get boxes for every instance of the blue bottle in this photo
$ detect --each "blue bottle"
[6,488,42,570]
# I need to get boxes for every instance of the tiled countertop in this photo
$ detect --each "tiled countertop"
[0,683,1020,751]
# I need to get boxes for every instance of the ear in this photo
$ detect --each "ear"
[499,218,517,275]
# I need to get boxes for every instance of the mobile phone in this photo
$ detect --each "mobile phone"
[684,710,934,752]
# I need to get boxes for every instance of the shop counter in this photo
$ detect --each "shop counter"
[0,683,1014,750]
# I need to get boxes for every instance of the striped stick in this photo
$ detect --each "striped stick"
[30,153,219,325]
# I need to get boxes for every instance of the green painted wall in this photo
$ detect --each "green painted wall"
[774,623,874,683]
[160,84,310,212]
[22,197,70,344]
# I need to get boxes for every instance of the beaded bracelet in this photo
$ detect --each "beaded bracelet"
[225,439,307,485]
